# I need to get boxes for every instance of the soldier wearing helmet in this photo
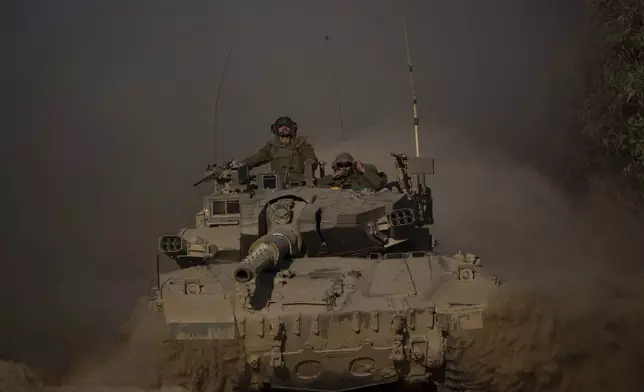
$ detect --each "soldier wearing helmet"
[318,152,384,190]
[241,116,318,184]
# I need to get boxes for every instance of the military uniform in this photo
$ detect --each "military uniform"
[242,135,317,183]
[318,169,383,190]
[317,152,384,190]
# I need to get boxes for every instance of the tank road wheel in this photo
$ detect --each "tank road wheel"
[438,336,488,392]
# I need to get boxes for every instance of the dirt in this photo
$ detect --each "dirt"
[60,297,167,389]
[158,340,246,392]
[42,388,188,392]
[26,296,246,392]
[0,298,216,392]
[0,339,244,392]
[0,360,42,392]
[454,279,644,392]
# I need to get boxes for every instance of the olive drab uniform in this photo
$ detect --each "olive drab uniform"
[317,165,384,191]
[241,135,317,183]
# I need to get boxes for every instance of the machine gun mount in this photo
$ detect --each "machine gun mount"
[192,159,251,195]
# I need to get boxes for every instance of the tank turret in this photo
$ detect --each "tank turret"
[234,154,436,263]
[157,154,433,270]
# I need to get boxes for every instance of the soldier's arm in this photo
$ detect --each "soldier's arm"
[362,163,387,189]
[299,141,318,167]
[241,143,272,169]
[362,163,378,174]
[361,167,385,190]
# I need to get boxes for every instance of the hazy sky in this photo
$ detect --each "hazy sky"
[4,0,584,372]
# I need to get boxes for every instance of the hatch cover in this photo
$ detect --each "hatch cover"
[368,259,416,297]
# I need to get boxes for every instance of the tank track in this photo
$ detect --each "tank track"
[438,336,488,392]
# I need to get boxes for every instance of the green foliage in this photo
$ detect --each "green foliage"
[580,0,644,194]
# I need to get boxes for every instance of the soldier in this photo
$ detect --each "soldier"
[241,116,317,184]
[318,152,384,191]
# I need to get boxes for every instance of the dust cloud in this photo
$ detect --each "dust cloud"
[5,0,644,391]
[455,281,644,392]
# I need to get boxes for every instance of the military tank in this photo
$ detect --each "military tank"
[151,154,500,392]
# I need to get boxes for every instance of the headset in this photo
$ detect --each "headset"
[270,116,298,135]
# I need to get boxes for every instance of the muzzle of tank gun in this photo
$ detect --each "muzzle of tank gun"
[158,235,186,255]
[233,230,296,284]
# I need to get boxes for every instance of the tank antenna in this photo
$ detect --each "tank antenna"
[399,0,421,157]
[156,254,162,299]
[213,44,234,161]
[325,35,346,141]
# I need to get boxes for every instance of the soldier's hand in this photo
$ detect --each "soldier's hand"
[333,170,343,178]
[355,160,365,173]
[228,159,243,168]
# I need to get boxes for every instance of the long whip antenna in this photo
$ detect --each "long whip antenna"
[214,44,234,161]
[399,1,421,157]
[325,35,346,141]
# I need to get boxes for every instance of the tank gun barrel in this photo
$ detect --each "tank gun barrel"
[233,228,297,283]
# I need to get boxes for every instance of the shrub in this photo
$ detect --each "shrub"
[580,0,644,199]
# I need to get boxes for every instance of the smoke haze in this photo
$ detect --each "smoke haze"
[7,0,644,388]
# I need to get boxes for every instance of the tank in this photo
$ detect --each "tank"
[150,154,501,392]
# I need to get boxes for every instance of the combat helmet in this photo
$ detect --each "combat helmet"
[270,116,298,137]
[332,152,355,169]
